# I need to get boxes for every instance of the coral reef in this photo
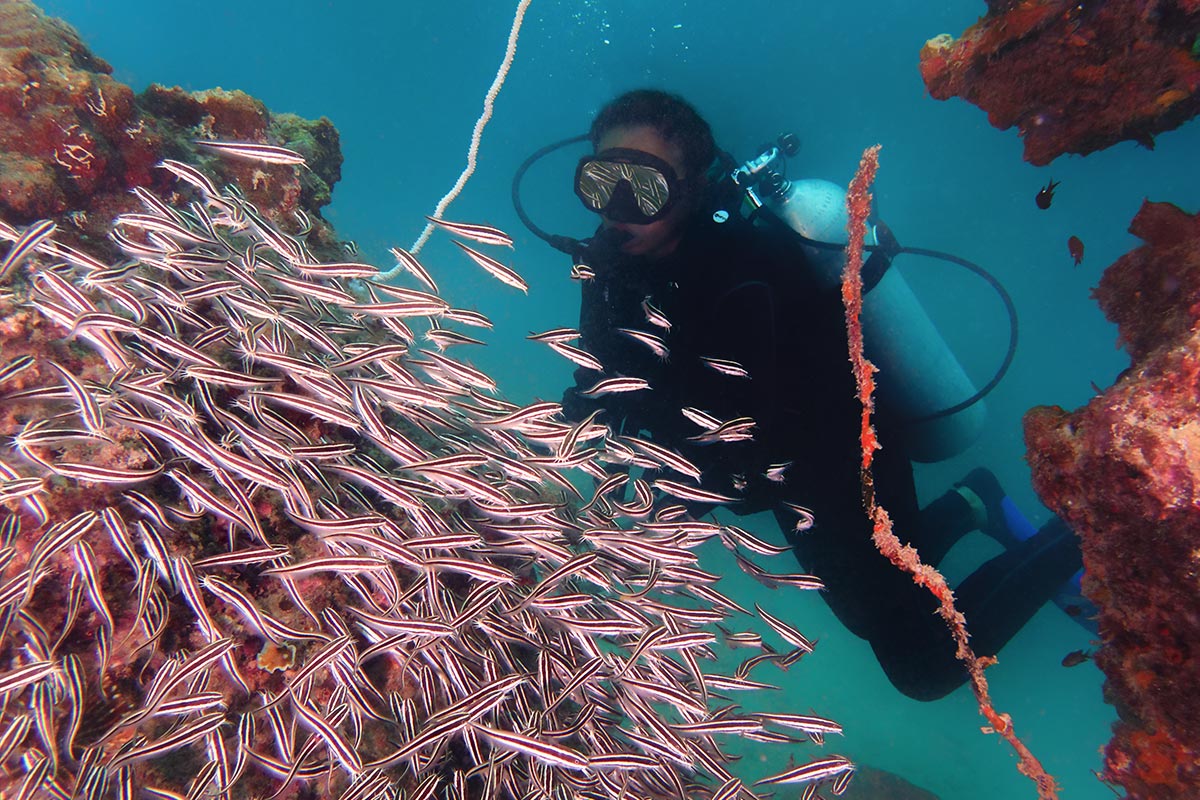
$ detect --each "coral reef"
[0,0,342,252]
[1024,200,1200,798]
[0,0,140,217]
[918,0,1200,165]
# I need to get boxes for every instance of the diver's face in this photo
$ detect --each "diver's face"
[595,125,692,260]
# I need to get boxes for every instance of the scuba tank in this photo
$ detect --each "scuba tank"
[727,135,987,463]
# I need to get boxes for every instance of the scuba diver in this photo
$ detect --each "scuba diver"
[517,89,1087,702]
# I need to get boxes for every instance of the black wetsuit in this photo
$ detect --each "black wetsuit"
[561,210,1082,701]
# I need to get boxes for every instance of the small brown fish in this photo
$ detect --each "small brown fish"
[1068,235,1084,266]
[1061,648,1092,667]
[1035,179,1060,209]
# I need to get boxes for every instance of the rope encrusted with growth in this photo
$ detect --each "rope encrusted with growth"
[840,143,1059,800]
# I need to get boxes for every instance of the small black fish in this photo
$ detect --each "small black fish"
[1035,179,1060,209]
[1062,648,1092,667]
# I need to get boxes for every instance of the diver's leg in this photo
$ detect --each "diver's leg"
[911,487,983,565]
[780,447,1013,701]
[869,438,984,566]
[952,467,1039,547]
[778,500,971,702]
[859,517,1083,700]
[951,469,1095,629]
[787,440,1083,699]
[949,517,1084,658]
[787,509,1085,702]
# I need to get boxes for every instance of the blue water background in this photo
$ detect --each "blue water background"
[38,1,1200,797]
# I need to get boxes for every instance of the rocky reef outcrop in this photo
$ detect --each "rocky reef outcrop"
[919,1,1200,165]
[1025,200,1200,798]
[0,0,343,252]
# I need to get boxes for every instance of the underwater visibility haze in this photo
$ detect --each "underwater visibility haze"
[2,0,1199,798]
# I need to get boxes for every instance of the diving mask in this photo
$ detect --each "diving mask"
[574,147,686,225]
